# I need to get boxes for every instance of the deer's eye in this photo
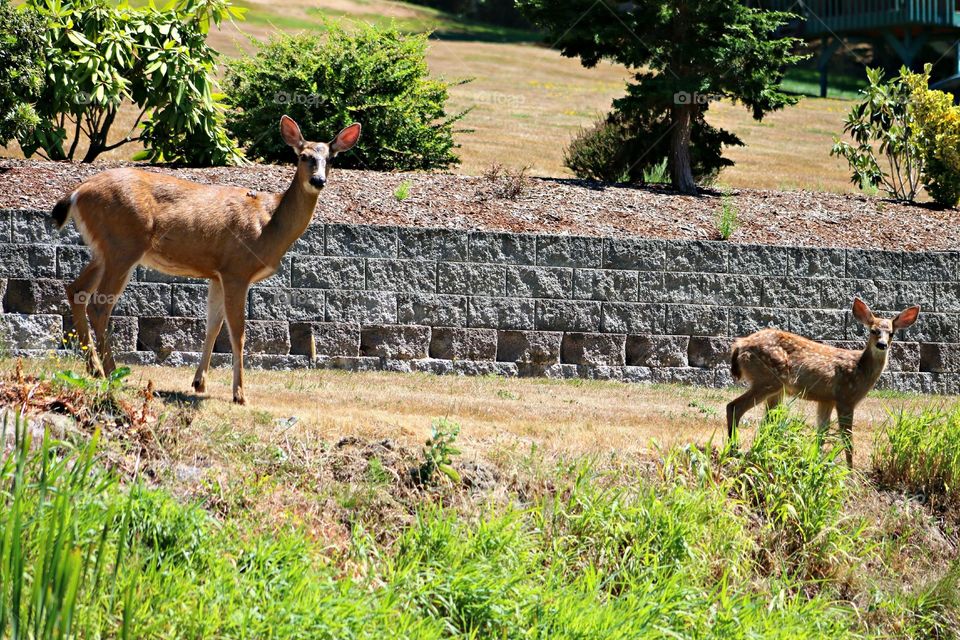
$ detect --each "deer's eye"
[870,328,880,335]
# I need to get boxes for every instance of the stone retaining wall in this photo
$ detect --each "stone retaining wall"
[1,208,958,393]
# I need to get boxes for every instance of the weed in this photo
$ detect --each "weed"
[54,365,131,414]
[642,157,670,185]
[715,191,739,240]
[479,163,529,200]
[496,389,519,401]
[415,418,462,484]
[394,179,412,201]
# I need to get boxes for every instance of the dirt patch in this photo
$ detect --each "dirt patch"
[2,158,958,251]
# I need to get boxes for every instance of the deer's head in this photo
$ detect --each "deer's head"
[852,298,920,353]
[280,115,361,192]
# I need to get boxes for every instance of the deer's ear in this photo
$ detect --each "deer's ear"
[852,297,875,326]
[330,123,361,155]
[893,305,920,330]
[280,115,305,150]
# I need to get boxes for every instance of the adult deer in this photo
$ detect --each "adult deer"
[726,298,920,467]
[51,116,361,404]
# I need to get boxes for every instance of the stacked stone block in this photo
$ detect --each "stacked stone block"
[1,208,958,393]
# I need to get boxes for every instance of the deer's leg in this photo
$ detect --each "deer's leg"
[222,281,250,405]
[764,391,783,418]
[837,404,854,468]
[192,278,225,395]
[66,258,105,377]
[727,385,776,442]
[816,401,835,430]
[87,262,135,376]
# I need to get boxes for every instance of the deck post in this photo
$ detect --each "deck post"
[819,36,843,98]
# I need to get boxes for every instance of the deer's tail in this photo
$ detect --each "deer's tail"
[51,192,76,230]
[730,345,742,381]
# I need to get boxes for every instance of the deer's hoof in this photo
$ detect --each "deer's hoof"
[192,379,206,394]
[233,394,246,405]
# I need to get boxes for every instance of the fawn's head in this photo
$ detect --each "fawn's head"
[852,298,920,353]
[280,115,361,192]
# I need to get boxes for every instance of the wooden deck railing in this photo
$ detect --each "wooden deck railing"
[760,0,960,34]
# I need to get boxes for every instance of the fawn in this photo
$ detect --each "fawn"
[726,298,920,466]
[52,116,360,404]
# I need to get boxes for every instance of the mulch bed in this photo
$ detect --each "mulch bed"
[1,158,957,251]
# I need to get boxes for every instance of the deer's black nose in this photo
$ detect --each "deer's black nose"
[876,342,888,351]
[309,176,326,188]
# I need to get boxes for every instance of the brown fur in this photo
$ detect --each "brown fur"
[726,298,920,466]
[58,116,360,404]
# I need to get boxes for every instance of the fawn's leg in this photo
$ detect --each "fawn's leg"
[192,278,225,394]
[816,402,835,430]
[87,260,136,375]
[764,392,783,418]
[222,280,250,405]
[836,404,854,468]
[726,385,776,442]
[66,259,105,376]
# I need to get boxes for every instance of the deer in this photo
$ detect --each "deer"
[726,298,920,467]
[50,115,361,405]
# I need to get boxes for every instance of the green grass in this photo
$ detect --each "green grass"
[781,67,868,101]
[873,405,960,505]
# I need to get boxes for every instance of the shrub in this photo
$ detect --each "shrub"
[831,67,923,202]
[565,111,739,185]
[904,65,960,208]
[18,0,242,164]
[0,0,43,144]
[225,23,465,171]
[873,405,960,506]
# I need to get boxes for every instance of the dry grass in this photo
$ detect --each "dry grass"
[107,364,945,470]
[0,0,860,194]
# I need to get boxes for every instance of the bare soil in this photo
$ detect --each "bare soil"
[2,158,957,251]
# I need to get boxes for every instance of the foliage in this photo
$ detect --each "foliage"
[55,365,131,413]
[565,113,738,185]
[716,192,739,240]
[873,405,960,506]
[402,0,532,29]
[416,419,461,484]
[519,0,804,193]
[18,0,243,164]
[394,180,412,202]
[0,0,44,145]
[831,66,924,202]
[732,407,853,576]
[478,163,529,199]
[225,23,465,171]
[0,414,135,639]
[903,65,960,208]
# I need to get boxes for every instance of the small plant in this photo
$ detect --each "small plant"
[642,157,670,185]
[415,418,462,484]
[394,180,412,202]
[479,163,530,200]
[55,365,131,413]
[715,192,738,240]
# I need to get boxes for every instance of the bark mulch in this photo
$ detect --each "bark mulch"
[1,158,956,251]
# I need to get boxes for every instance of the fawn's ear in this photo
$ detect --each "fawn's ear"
[893,305,920,330]
[280,115,305,151]
[852,297,875,326]
[330,123,361,155]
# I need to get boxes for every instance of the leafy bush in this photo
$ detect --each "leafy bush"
[873,405,960,505]
[831,66,924,202]
[225,23,465,170]
[904,65,960,208]
[18,0,242,164]
[0,0,43,144]
[565,112,739,185]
